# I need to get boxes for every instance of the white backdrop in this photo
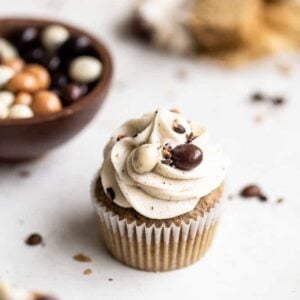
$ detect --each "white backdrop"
[0,1,299,299]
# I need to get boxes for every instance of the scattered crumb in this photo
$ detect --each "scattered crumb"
[175,67,188,80]
[169,108,181,114]
[254,114,264,124]
[108,278,113,282]
[73,253,92,263]
[19,170,31,178]
[276,64,292,77]
[271,96,286,106]
[83,268,93,275]
[251,92,265,102]
[25,233,43,246]
[228,194,234,200]
[276,198,284,204]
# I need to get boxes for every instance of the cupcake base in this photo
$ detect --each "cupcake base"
[93,177,224,272]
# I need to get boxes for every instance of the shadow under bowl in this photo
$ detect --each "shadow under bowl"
[0,17,113,162]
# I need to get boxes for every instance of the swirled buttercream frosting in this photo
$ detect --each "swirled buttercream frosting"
[100,108,228,219]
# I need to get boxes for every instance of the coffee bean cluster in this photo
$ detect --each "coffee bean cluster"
[0,24,103,119]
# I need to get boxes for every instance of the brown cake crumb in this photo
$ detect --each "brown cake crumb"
[276,197,284,204]
[73,253,92,263]
[25,233,43,246]
[108,278,113,282]
[175,67,188,80]
[83,268,93,275]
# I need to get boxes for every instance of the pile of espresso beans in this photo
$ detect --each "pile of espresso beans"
[0,24,103,119]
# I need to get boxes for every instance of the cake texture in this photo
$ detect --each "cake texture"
[92,108,229,271]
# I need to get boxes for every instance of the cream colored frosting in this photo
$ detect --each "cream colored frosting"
[100,108,228,219]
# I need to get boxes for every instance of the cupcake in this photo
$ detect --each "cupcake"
[92,108,229,272]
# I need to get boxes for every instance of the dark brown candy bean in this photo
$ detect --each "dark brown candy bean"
[8,27,40,51]
[240,185,261,198]
[60,83,86,106]
[171,144,203,171]
[59,35,92,58]
[51,72,68,89]
[22,47,45,64]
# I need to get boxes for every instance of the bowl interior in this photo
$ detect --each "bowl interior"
[0,17,113,126]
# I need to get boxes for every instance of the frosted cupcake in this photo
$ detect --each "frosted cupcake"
[92,108,228,272]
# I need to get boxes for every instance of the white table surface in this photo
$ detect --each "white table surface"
[0,0,300,299]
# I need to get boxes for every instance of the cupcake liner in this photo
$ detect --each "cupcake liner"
[92,178,225,272]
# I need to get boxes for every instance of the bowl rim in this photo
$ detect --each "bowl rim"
[0,17,113,126]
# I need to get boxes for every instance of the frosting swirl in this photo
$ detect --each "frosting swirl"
[101,108,228,219]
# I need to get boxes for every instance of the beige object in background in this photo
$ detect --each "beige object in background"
[93,177,225,272]
[187,0,263,51]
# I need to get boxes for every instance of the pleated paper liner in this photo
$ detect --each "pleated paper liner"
[92,179,225,272]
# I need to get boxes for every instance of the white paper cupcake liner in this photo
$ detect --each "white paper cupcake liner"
[92,176,225,272]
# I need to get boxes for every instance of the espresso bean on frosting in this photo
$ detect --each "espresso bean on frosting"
[171,144,203,171]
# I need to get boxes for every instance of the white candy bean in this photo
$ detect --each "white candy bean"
[0,38,18,60]
[132,144,159,174]
[0,102,9,119]
[8,104,34,119]
[0,66,15,88]
[69,56,102,83]
[0,91,14,107]
[42,25,70,52]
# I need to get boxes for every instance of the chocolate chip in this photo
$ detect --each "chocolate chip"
[25,233,43,246]
[251,92,265,102]
[259,194,268,202]
[186,132,196,143]
[60,83,86,106]
[161,159,172,165]
[116,135,126,141]
[272,96,285,105]
[73,253,92,262]
[106,188,115,200]
[172,120,186,134]
[240,185,261,198]
[171,144,203,171]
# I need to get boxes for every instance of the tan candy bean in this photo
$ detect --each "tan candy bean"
[15,92,33,106]
[31,91,62,116]
[2,57,25,73]
[25,64,51,90]
[6,72,39,93]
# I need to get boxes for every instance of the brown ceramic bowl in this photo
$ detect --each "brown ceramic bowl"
[0,18,113,162]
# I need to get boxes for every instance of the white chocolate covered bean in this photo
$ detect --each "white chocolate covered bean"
[0,38,18,61]
[0,66,15,88]
[0,91,14,107]
[42,25,70,52]
[0,102,9,119]
[69,56,102,83]
[8,104,34,119]
[132,144,159,174]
